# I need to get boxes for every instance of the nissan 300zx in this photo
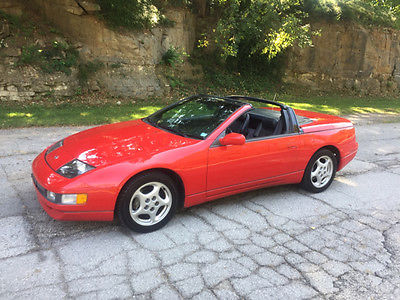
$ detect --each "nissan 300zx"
[32,95,358,232]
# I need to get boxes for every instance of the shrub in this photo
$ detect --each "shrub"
[78,60,104,86]
[19,41,79,75]
[304,0,400,29]
[161,47,187,67]
[0,9,22,29]
[96,0,161,30]
[211,0,314,74]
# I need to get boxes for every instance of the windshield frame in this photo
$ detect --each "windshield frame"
[144,95,245,140]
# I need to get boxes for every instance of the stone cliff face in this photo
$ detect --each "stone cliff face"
[28,0,197,98]
[0,1,80,101]
[1,1,400,101]
[284,22,400,96]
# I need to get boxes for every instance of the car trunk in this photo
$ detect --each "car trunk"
[295,109,354,133]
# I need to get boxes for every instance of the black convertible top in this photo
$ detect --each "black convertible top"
[194,94,287,109]
[225,95,288,110]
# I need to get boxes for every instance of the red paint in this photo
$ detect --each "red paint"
[32,105,358,221]
[219,133,246,146]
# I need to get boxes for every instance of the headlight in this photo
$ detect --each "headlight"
[56,159,95,178]
[46,139,64,155]
[61,194,87,205]
[47,191,57,202]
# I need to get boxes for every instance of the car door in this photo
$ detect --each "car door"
[206,130,303,198]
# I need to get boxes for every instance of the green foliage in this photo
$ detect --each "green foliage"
[304,0,400,28]
[95,0,192,30]
[49,27,62,34]
[161,47,187,67]
[202,0,400,76]
[192,50,280,94]
[0,10,22,29]
[0,9,34,36]
[110,62,123,69]
[19,41,79,75]
[166,75,185,89]
[96,0,161,30]
[213,0,314,66]
[78,60,104,86]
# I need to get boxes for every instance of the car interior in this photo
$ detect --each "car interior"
[226,108,287,140]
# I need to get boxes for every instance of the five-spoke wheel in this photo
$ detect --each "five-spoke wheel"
[117,172,179,233]
[310,155,333,188]
[129,182,172,226]
[301,149,337,193]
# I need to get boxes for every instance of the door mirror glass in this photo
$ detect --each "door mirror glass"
[219,133,245,146]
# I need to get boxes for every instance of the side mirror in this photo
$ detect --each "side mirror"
[219,133,246,146]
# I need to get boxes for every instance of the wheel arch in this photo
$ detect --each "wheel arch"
[314,145,340,166]
[114,168,186,213]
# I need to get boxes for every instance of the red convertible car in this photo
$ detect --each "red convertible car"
[32,95,358,232]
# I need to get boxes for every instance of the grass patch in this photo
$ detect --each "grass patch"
[280,95,400,115]
[1,95,399,129]
[0,100,164,129]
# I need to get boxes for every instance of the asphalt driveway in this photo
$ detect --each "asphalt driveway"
[0,120,400,299]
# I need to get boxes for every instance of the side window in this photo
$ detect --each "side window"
[226,109,286,140]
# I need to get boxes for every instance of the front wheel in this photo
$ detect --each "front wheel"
[300,149,337,193]
[117,172,179,233]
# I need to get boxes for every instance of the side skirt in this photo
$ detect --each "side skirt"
[184,170,303,207]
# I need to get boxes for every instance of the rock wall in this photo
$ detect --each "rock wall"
[0,0,198,100]
[0,0,24,16]
[2,1,400,101]
[0,0,80,101]
[27,0,197,98]
[284,22,400,96]
[0,66,78,101]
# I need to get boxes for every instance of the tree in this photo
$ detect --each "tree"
[213,0,313,70]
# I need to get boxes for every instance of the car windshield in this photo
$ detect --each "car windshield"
[146,96,241,139]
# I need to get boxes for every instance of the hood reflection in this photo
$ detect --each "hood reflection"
[63,120,198,167]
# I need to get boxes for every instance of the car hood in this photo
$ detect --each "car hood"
[45,119,200,170]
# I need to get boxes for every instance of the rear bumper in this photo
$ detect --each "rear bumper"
[32,151,114,221]
[338,144,358,171]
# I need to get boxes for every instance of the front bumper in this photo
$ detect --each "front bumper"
[32,151,114,221]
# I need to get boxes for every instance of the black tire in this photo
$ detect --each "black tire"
[300,149,337,193]
[117,171,179,233]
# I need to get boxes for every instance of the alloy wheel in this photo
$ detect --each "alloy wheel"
[129,182,172,226]
[310,155,333,188]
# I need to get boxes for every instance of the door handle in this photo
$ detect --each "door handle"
[288,145,298,150]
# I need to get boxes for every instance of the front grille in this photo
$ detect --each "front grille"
[32,174,47,199]
[31,174,60,203]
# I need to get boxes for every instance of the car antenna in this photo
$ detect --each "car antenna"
[273,93,277,101]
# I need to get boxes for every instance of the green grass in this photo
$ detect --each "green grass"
[1,95,399,129]
[279,95,400,116]
[0,101,163,129]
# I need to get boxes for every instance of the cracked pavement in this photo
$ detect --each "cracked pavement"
[0,121,400,299]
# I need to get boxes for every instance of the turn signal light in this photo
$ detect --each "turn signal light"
[61,194,87,205]
[76,194,87,204]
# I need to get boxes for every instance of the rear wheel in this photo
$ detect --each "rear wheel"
[117,172,179,233]
[300,149,337,193]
